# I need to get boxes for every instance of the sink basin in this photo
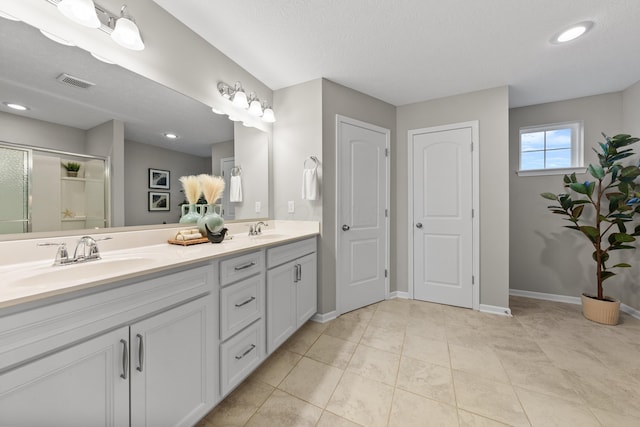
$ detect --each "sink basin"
[10,256,156,289]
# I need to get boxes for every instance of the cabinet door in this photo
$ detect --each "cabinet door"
[266,261,297,354]
[0,327,129,427]
[130,294,216,427]
[296,252,318,326]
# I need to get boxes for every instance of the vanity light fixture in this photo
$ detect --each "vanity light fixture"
[0,10,20,21]
[110,5,144,51]
[217,81,276,123]
[40,29,76,46]
[551,21,594,44]
[57,0,101,29]
[3,102,29,111]
[90,52,115,64]
[211,107,224,115]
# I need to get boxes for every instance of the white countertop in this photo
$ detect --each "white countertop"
[0,221,319,310]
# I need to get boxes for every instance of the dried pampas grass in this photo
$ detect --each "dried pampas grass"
[198,174,225,204]
[179,175,201,204]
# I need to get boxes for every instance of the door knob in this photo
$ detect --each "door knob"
[342,224,350,231]
[416,223,423,229]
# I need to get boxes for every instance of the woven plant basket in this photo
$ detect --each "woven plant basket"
[581,293,620,325]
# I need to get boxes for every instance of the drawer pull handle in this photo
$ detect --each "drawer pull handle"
[136,334,144,372]
[235,344,256,360]
[234,262,256,271]
[120,339,128,380]
[235,296,256,307]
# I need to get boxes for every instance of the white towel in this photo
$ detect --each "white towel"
[230,175,243,202]
[302,167,318,200]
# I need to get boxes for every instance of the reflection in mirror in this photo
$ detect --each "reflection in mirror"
[0,16,269,238]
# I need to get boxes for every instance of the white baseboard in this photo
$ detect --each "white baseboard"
[510,289,640,321]
[479,304,512,317]
[311,311,338,323]
[389,291,410,299]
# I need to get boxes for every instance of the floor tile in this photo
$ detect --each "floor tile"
[515,387,600,427]
[403,332,451,367]
[369,309,410,330]
[249,348,301,387]
[306,334,357,369]
[244,389,322,427]
[278,356,343,407]
[361,324,405,354]
[457,410,512,427]
[347,344,400,385]
[200,378,274,426]
[316,410,363,427]
[405,317,448,342]
[388,388,459,427]
[453,370,529,427]
[326,371,394,427]
[324,316,368,343]
[396,355,455,405]
[591,407,640,427]
[449,343,510,384]
[281,320,326,355]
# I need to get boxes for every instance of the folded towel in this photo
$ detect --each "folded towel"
[230,175,243,202]
[302,167,318,200]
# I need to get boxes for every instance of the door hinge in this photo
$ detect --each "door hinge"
[471,209,474,218]
[471,142,474,151]
[472,275,475,285]
[385,269,388,278]
[385,148,389,157]
[222,171,224,176]
[385,208,388,218]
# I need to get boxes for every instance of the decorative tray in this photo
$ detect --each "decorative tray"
[167,237,209,246]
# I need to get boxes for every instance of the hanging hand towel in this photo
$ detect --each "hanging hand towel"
[302,167,318,200]
[230,175,243,202]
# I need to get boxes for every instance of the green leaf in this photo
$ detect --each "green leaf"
[540,192,558,200]
[586,181,595,197]
[563,175,571,184]
[572,205,584,219]
[579,226,599,243]
[588,164,605,180]
[621,166,640,179]
[570,183,588,194]
[570,173,577,183]
[612,263,631,268]
[601,271,616,282]
[609,245,636,250]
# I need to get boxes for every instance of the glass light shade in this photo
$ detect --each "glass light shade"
[111,17,145,51]
[0,11,20,21]
[40,30,75,46]
[211,107,224,115]
[232,90,249,109]
[262,107,276,123]
[57,0,100,29]
[90,52,115,64]
[248,99,263,116]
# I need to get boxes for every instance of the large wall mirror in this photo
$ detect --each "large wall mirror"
[0,17,269,239]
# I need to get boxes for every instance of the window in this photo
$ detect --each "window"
[518,121,584,176]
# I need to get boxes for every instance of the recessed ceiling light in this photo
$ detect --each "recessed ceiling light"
[3,102,29,111]
[551,21,593,44]
[164,132,178,140]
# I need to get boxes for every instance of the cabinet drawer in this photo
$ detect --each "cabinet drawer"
[220,251,264,287]
[267,237,316,268]
[220,275,264,341]
[220,319,264,396]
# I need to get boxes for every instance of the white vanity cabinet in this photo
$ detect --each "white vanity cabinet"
[266,237,317,354]
[0,265,217,427]
[218,250,266,397]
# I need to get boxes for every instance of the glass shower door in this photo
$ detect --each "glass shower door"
[0,144,31,233]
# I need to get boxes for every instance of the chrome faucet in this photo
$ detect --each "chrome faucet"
[248,221,268,236]
[38,236,112,266]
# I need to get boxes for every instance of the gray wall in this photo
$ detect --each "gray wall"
[234,124,270,219]
[397,86,511,308]
[0,111,85,153]
[124,140,211,226]
[211,140,234,176]
[510,90,640,310]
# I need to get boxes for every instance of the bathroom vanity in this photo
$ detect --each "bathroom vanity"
[0,221,318,426]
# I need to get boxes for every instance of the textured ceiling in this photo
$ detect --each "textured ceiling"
[153,0,640,108]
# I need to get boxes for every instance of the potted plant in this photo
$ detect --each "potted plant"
[541,133,640,325]
[62,161,82,177]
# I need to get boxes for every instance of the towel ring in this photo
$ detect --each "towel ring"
[304,156,319,169]
[231,166,242,176]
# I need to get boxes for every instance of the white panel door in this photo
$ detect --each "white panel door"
[337,116,389,314]
[412,126,473,308]
[221,157,236,220]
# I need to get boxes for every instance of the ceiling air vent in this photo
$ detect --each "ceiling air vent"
[56,73,95,89]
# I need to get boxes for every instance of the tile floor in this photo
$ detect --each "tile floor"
[197,297,640,426]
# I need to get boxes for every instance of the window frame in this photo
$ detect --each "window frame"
[517,120,585,177]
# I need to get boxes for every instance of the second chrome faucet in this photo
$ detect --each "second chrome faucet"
[38,235,112,266]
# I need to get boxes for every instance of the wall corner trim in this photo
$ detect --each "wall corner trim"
[479,304,512,317]
[311,311,338,323]
[509,289,640,321]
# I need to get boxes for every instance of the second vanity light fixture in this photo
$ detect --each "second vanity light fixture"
[53,0,145,51]
[217,81,276,123]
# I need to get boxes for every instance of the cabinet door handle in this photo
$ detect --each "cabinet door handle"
[297,263,302,281]
[293,264,299,283]
[234,261,256,271]
[120,339,128,380]
[235,296,256,307]
[235,344,256,360]
[136,334,144,372]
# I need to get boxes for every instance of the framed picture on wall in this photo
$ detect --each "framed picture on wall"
[149,168,170,189]
[148,191,170,211]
